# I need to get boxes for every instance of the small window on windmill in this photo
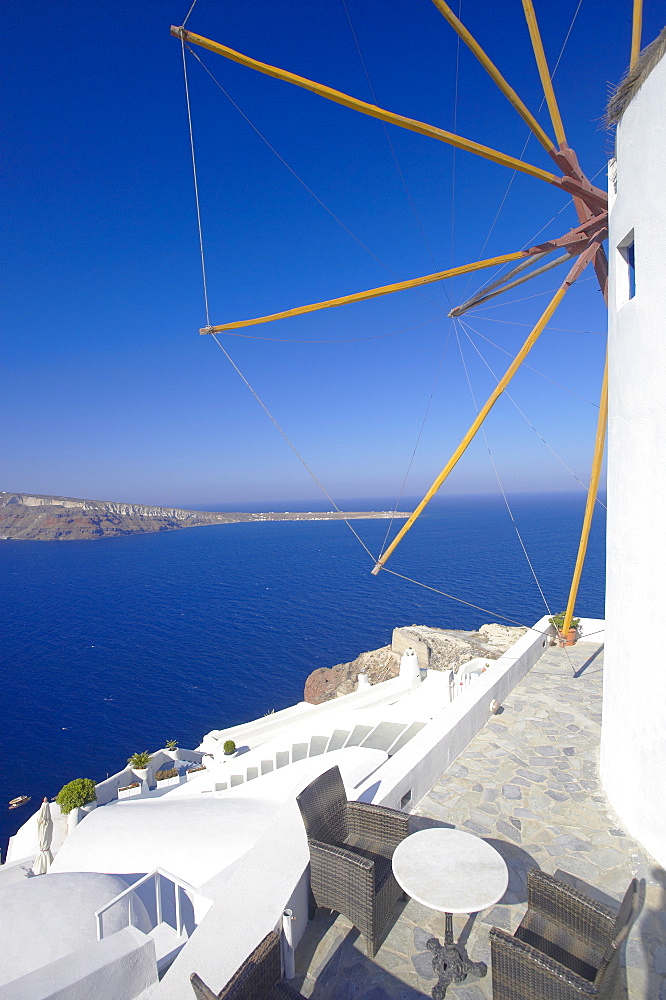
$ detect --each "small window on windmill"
[617,230,636,307]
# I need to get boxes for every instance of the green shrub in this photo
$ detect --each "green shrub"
[56,778,97,814]
[165,739,178,750]
[127,751,152,769]
[223,740,236,755]
[548,613,581,631]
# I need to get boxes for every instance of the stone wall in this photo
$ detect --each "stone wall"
[303,623,527,704]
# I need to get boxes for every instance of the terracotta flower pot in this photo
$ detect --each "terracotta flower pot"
[558,628,578,647]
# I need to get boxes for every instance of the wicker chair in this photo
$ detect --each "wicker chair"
[491,869,639,1000]
[190,930,305,1000]
[296,764,410,957]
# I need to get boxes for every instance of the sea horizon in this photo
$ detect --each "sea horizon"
[4,485,605,514]
[153,487,608,514]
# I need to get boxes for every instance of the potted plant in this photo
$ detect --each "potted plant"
[127,751,153,781]
[163,739,179,761]
[56,778,97,814]
[155,768,178,781]
[118,781,141,799]
[548,613,581,646]
[186,763,206,780]
[223,740,237,756]
[154,767,182,787]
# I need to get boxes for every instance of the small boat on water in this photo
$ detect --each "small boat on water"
[8,795,31,810]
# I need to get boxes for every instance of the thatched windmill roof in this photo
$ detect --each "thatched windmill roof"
[607,26,666,125]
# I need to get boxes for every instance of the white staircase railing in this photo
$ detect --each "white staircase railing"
[448,660,489,703]
[95,867,212,968]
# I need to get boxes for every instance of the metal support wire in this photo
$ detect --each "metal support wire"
[454,323,554,621]
[458,318,606,502]
[209,334,377,563]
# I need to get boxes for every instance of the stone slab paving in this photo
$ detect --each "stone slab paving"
[293,642,666,1000]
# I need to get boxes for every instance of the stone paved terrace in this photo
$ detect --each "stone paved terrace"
[293,641,666,1000]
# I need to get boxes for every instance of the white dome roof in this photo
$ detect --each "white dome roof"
[51,795,283,887]
[0,871,149,985]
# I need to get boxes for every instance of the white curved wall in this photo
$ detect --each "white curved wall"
[602,52,666,866]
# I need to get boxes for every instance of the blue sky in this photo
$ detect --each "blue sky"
[3,1,662,509]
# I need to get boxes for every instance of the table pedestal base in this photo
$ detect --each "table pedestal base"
[426,913,487,1000]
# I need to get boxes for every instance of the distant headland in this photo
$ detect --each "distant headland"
[0,492,409,541]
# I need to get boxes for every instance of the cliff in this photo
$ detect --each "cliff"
[0,492,407,542]
[303,623,528,703]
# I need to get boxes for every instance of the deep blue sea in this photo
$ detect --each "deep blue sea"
[0,492,605,853]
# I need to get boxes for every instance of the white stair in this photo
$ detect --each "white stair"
[149,921,188,972]
[216,719,426,792]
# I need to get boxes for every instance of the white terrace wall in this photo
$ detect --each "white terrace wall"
[603,50,666,869]
[0,927,156,1000]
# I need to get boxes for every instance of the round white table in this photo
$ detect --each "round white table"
[392,828,508,999]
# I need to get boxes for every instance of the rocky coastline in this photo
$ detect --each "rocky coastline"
[303,622,528,703]
[0,492,408,541]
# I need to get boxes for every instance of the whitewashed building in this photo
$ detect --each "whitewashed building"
[603,27,666,869]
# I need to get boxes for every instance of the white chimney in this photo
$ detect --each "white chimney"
[399,647,421,688]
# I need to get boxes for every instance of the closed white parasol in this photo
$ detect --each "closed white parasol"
[32,798,53,875]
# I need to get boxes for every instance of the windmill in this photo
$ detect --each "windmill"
[171,0,646,635]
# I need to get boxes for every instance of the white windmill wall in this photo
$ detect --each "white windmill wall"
[603,52,666,867]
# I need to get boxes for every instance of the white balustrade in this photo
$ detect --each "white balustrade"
[95,867,203,942]
[448,665,486,703]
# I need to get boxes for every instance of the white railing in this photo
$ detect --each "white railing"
[448,669,481,702]
[94,867,204,941]
[447,657,494,703]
